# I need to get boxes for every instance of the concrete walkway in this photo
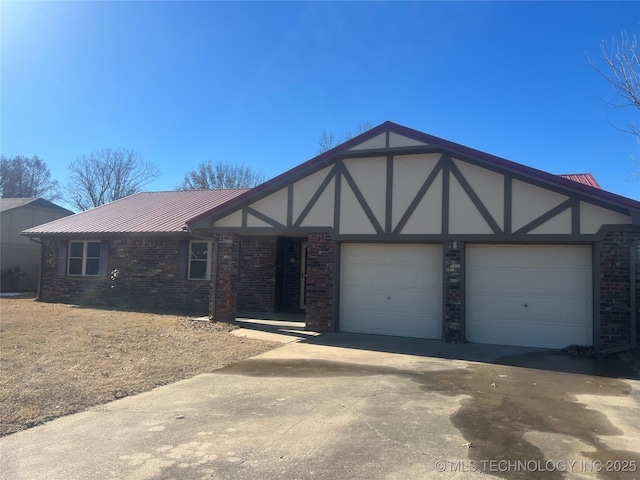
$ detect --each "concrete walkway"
[2,330,639,480]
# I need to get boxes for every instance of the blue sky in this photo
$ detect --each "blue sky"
[2,1,639,208]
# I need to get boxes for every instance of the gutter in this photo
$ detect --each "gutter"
[27,236,43,300]
[630,239,639,350]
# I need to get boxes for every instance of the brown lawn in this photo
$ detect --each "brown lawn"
[0,296,279,436]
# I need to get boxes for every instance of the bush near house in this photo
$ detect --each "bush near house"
[0,265,25,292]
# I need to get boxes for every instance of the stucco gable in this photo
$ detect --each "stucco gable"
[187,122,640,240]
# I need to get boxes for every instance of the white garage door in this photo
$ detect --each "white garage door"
[466,244,592,349]
[340,244,442,338]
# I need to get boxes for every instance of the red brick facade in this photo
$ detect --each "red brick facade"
[212,235,305,321]
[237,237,277,313]
[304,233,335,332]
[212,233,239,322]
[37,227,640,350]
[598,229,640,350]
[39,237,211,315]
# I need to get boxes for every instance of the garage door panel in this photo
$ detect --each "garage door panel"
[560,299,592,320]
[340,286,435,311]
[466,244,592,349]
[341,287,391,311]
[390,264,421,288]
[340,243,442,339]
[467,318,592,350]
[467,268,522,294]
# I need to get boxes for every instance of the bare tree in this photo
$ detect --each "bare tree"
[0,155,60,200]
[590,31,640,138]
[318,131,338,153]
[66,148,161,211]
[177,161,265,190]
[317,122,373,153]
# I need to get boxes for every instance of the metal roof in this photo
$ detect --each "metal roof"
[1,197,73,214]
[21,190,248,236]
[558,173,602,189]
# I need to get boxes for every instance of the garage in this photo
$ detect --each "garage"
[466,244,593,349]
[190,122,637,352]
[339,243,442,338]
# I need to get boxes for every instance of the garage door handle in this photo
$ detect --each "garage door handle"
[524,303,528,308]
[388,296,391,300]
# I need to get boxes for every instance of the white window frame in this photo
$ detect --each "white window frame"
[188,240,212,280]
[68,240,102,276]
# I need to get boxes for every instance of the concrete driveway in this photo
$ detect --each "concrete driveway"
[1,329,639,480]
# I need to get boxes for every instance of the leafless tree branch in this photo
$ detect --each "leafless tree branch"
[317,122,374,153]
[177,161,265,190]
[66,148,161,211]
[0,155,61,200]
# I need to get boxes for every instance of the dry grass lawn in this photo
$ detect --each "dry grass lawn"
[0,296,279,436]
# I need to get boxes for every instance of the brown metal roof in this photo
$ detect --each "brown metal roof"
[558,173,602,189]
[21,190,248,236]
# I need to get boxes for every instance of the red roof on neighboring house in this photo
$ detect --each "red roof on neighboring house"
[558,173,602,189]
[21,190,249,236]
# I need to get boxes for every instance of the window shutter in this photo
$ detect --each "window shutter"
[100,240,109,276]
[177,240,189,280]
[57,240,68,276]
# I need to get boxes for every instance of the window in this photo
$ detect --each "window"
[189,241,211,280]
[68,241,102,276]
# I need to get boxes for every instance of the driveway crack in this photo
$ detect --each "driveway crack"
[327,398,438,460]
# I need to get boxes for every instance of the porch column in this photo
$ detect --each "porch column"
[598,230,640,351]
[305,233,335,332]
[443,241,465,343]
[211,233,239,323]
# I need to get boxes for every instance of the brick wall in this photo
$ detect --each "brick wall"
[598,230,640,350]
[212,233,239,322]
[304,233,335,332]
[444,241,464,342]
[237,237,277,313]
[39,237,211,315]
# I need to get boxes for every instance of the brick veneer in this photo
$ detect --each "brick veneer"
[39,237,211,314]
[38,227,640,350]
[598,230,640,350]
[304,233,335,332]
[443,241,464,342]
[237,237,277,313]
[211,233,239,322]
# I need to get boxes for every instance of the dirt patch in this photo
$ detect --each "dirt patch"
[0,296,279,436]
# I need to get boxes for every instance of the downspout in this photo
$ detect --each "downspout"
[28,236,43,300]
[210,237,219,322]
[630,239,638,349]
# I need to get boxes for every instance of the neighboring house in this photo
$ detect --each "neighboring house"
[23,122,640,352]
[1,198,73,291]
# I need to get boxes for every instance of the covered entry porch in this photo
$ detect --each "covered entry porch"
[211,233,336,332]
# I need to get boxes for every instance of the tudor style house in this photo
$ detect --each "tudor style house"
[23,122,640,352]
